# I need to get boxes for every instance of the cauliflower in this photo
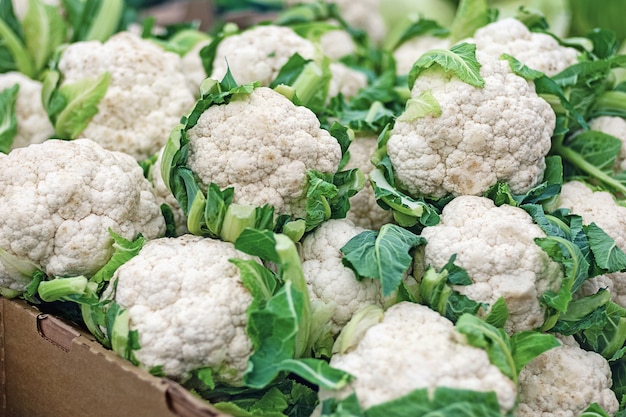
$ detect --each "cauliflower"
[0,72,54,150]
[301,219,382,334]
[210,25,317,86]
[319,28,357,61]
[386,50,556,198]
[344,136,393,229]
[186,86,342,219]
[588,116,626,172]
[318,302,517,412]
[558,181,626,306]
[56,31,196,160]
[0,139,165,292]
[107,234,257,383]
[210,25,366,102]
[420,196,564,333]
[515,336,619,417]
[107,235,253,385]
[467,18,579,76]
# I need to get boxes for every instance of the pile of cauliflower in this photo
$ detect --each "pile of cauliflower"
[3,0,626,416]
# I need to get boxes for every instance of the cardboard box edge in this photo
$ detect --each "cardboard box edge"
[1,298,230,417]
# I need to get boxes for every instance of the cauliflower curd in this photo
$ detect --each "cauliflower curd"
[186,86,342,218]
[57,32,196,160]
[0,139,165,291]
[387,51,556,198]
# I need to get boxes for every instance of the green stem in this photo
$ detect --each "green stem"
[554,142,626,195]
[38,276,88,302]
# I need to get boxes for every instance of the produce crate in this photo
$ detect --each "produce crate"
[0,297,230,417]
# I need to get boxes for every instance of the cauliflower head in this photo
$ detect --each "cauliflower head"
[0,72,54,150]
[387,51,556,198]
[0,139,165,289]
[515,336,619,417]
[210,25,366,101]
[211,25,317,86]
[318,302,517,411]
[301,219,383,334]
[186,86,342,218]
[109,234,257,383]
[420,196,564,333]
[558,181,626,306]
[344,136,393,229]
[468,18,579,76]
[58,31,196,160]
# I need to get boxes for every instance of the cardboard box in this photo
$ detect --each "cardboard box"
[0,298,229,417]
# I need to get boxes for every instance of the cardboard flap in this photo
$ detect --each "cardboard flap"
[1,298,230,417]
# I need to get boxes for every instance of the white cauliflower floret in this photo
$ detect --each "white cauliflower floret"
[58,31,196,160]
[211,25,366,101]
[589,116,626,172]
[301,219,382,334]
[186,86,341,218]
[344,136,393,229]
[318,302,517,411]
[0,139,165,288]
[468,18,579,76]
[0,72,54,150]
[320,28,357,60]
[211,25,317,86]
[387,51,556,198]
[393,36,451,75]
[420,196,564,333]
[327,62,368,102]
[558,181,626,306]
[110,235,257,383]
[150,147,188,237]
[515,335,619,417]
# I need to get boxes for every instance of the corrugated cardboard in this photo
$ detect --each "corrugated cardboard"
[0,298,229,417]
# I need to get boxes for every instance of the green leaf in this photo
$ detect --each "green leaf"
[305,170,338,230]
[417,261,484,323]
[341,224,426,297]
[407,42,484,90]
[455,314,516,382]
[509,331,560,374]
[579,403,613,417]
[586,223,626,273]
[449,0,491,44]
[89,230,146,284]
[0,83,19,153]
[484,297,509,328]
[396,90,441,122]
[22,0,66,75]
[0,10,34,77]
[53,71,110,139]
[235,228,282,264]
[322,387,504,417]
[368,167,440,228]
[231,258,278,309]
[365,387,503,417]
